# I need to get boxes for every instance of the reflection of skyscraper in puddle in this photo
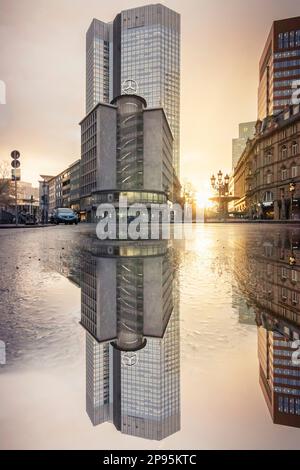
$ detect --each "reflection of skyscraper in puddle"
[257,313,300,427]
[80,241,180,440]
[234,229,300,427]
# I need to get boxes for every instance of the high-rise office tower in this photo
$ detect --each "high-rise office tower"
[86,20,111,113]
[232,121,256,169]
[85,4,180,176]
[258,17,300,120]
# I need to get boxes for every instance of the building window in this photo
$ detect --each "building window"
[292,165,298,178]
[281,267,288,279]
[291,124,297,135]
[281,168,288,181]
[267,173,272,184]
[264,191,274,202]
[284,32,289,48]
[290,31,295,48]
[281,145,288,159]
[265,151,272,164]
[292,141,298,156]
[278,33,283,49]
[282,287,288,300]
[292,270,298,283]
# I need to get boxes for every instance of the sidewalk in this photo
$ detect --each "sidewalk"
[0,224,53,229]
[204,219,300,224]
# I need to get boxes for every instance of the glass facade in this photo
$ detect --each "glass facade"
[86,19,111,113]
[115,95,145,190]
[85,5,180,177]
[120,5,180,176]
[258,18,300,120]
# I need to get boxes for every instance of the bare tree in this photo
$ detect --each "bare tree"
[0,160,13,207]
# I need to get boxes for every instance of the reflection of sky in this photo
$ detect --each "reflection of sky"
[1,0,300,188]
[1,225,300,449]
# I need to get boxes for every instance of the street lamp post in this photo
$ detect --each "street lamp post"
[289,181,296,220]
[210,170,230,219]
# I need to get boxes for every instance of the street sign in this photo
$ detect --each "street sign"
[11,168,21,181]
[11,159,20,169]
[11,150,20,159]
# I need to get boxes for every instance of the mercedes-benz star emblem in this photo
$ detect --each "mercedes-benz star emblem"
[122,352,138,367]
[121,79,139,95]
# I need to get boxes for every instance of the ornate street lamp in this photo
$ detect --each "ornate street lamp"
[210,174,216,189]
[217,170,223,185]
[209,171,238,221]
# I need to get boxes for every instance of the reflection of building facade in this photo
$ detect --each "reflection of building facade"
[257,313,300,427]
[234,229,300,428]
[258,17,300,121]
[81,241,180,440]
[80,94,174,221]
[86,4,180,177]
[234,105,300,219]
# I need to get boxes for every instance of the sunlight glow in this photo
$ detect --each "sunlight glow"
[195,185,214,209]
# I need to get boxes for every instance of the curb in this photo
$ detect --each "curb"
[0,224,54,229]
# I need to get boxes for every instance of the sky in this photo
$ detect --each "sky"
[0,0,300,189]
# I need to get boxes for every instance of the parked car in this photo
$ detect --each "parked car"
[52,208,78,225]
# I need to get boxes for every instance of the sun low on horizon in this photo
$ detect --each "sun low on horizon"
[195,183,215,209]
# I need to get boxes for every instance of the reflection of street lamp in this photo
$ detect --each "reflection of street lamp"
[290,181,296,220]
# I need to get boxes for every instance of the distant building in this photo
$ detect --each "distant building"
[39,159,81,220]
[69,160,81,211]
[80,94,174,222]
[232,122,256,169]
[258,16,300,120]
[39,175,53,223]
[0,179,39,223]
[62,168,70,208]
[16,181,39,204]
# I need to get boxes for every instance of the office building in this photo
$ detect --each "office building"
[86,4,180,176]
[39,159,81,218]
[69,159,81,211]
[258,16,300,120]
[80,94,174,221]
[232,121,256,169]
